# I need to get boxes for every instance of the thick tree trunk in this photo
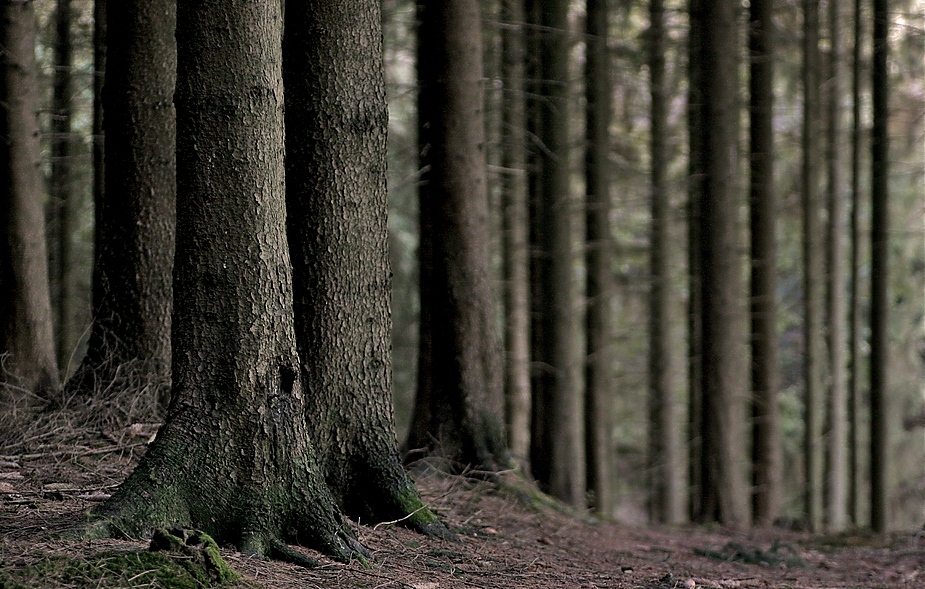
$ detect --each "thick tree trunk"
[585,0,614,517]
[824,0,848,532]
[648,0,683,525]
[869,0,890,533]
[0,0,60,396]
[66,0,175,406]
[92,0,363,560]
[283,0,441,534]
[802,0,825,533]
[500,0,532,466]
[407,0,509,472]
[692,0,749,527]
[748,0,782,527]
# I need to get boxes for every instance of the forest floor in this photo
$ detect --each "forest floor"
[0,398,923,588]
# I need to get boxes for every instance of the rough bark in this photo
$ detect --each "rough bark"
[406,0,509,472]
[91,0,364,561]
[65,0,175,406]
[802,0,825,533]
[748,0,782,527]
[869,0,890,533]
[283,0,442,534]
[692,0,749,527]
[584,0,613,517]
[500,0,532,466]
[0,0,60,396]
[648,0,683,525]
[824,0,848,532]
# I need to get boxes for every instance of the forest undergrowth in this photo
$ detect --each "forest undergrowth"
[0,385,922,589]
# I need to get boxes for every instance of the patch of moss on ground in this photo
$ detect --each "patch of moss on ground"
[694,540,806,568]
[0,548,253,589]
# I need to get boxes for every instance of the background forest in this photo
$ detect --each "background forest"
[16,0,925,534]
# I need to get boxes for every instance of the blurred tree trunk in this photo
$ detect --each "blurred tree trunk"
[65,0,176,406]
[406,0,509,471]
[0,0,60,396]
[802,0,825,534]
[648,0,683,525]
[50,0,78,375]
[690,0,749,527]
[283,0,441,533]
[748,0,781,527]
[848,0,864,528]
[869,0,890,534]
[824,0,848,532]
[529,0,585,507]
[500,0,532,466]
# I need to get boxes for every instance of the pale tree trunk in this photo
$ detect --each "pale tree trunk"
[529,0,585,507]
[748,0,782,527]
[65,0,175,407]
[0,0,60,396]
[802,0,825,533]
[648,0,684,525]
[824,0,848,532]
[406,0,509,472]
[585,0,614,517]
[869,0,890,533]
[91,0,366,561]
[693,0,749,527]
[500,0,532,466]
[283,0,443,533]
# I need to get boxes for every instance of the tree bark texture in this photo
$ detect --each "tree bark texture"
[67,0,175,405]
[748,0,782,527]
[500,0,532,466]
[648,0,684,525]
[584,0,614,517]
[691,0,749,527]
[529,0,585,507]
[0,0,60,396]
[824,0,848,532]
[92,0,364,561]
[407,0,509,472]
[869,0,890,533]
[802,0,825,533]
[283,0,441,533]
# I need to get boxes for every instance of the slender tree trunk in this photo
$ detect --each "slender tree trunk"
[529,0,585,507]
[749,0,781,527]
[65,0,175,406]
[824,0,848,532]
[92,0,366,561]
[869,0,890,533]
[283,0,442,534]
[0,0,60,396]
[848,0,864,528]
[648,0,683,525]
[406,0,509,471]
[501,0,532,466]
[802,0,825,533]
[692,0,749,527]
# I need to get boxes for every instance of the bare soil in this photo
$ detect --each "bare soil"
[1,404,922,588]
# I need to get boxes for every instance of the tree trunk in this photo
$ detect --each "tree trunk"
[692,0,749,527]
[802,0,825,533]
[406,0,509,472]
[869,0,890,533]
[66,0,175,406]
[283,0,442,533]
[92,0,364,561]
[824,0,848,532]
[748,0,781,527]
[0,0,60,396]
[529,0,585,507]
[500,0,532,466]
[648,0,683,525]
